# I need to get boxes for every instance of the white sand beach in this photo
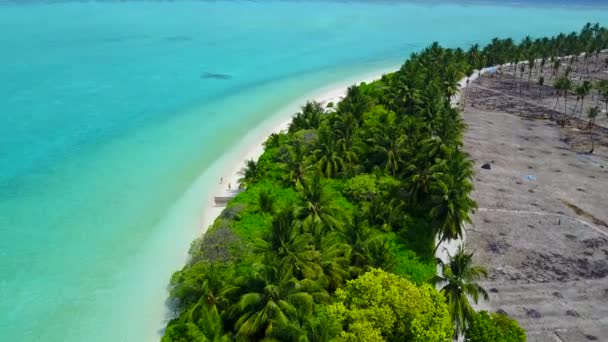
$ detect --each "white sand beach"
[199,68,396,232]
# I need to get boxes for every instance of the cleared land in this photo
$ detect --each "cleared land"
[462,62,608,341]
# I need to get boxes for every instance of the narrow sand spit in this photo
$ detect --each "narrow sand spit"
[463,69,608,341]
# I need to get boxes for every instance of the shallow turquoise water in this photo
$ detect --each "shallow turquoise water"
[1,1,607,341]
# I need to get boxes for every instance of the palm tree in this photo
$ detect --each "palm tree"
[338,85,373,122]
[257,190,274,214]
[474,57,485,93]
[289,101,324,133]
[595,80,608,107]
[518,63,526,95]
[462,66,474,108]
[263,132,283,149]
[313,126,344,178]
[340,214,379,270]
[403,137,449,208]
[601,81,608,114]
[430,149,477,250]
[431,107,465,149]
[497,65,505,89]
[443,65,462,103]
[568,54,577,74]
[562,77,573,124]
[574,81,592,120]
[297,172,342,235]
[232,262,326,339]
[264,280,337,342]
[432,245,489,337]
[368,124,405,177]
[539,56,547,77]
[169,261,239,312]
[574,84,583,115]
[238,159,259,189]
[511,52,521,88]
[163,303,232,342]
[527,57,535,88]
[167,262,238,340]
[331,111,358,154]
[318,232,351,291]
[384,75,421,115]
[551,57,561,79]
[255,207,321,279]
[553,76,572,125]
[587,106,600,154]
[280,139,308,187]
[330,112,361,175]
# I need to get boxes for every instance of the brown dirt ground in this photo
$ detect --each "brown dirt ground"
[462,69,608,341]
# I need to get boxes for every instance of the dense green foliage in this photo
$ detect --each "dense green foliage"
[164,24,607,341]
[466,311,526,342]
[327,268,452,341]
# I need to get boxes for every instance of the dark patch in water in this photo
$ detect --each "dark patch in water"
[201,72,232,80]
[165,35,192,42]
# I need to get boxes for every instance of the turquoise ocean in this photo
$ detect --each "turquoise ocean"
[1,1,607,341]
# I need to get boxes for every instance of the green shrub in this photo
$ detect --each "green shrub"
[466,311,526,342]
[328,268,453,341]
[343,174,378,201]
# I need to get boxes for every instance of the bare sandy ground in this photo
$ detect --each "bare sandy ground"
[463,73,608,341]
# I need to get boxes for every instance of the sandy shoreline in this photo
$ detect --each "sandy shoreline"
[152,67,399,337]
[198,67,397,232]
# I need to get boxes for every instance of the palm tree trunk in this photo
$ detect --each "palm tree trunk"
[589,124,595,154]
[433,234,444,255]
[563,94,568,126]
[554,94,560,111]
[512,63,517,89]
[499,69,503,89]
[595,54,599,71]
[463,79,469,108]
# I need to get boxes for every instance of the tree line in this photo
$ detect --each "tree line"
[463,23,608,153]
[162,23,606,341]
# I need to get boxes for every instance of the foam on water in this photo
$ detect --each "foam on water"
[1,1,607,341]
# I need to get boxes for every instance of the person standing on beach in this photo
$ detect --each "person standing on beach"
[220,177,223,184]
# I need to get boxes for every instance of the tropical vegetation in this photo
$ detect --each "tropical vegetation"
[163,23,607,341]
